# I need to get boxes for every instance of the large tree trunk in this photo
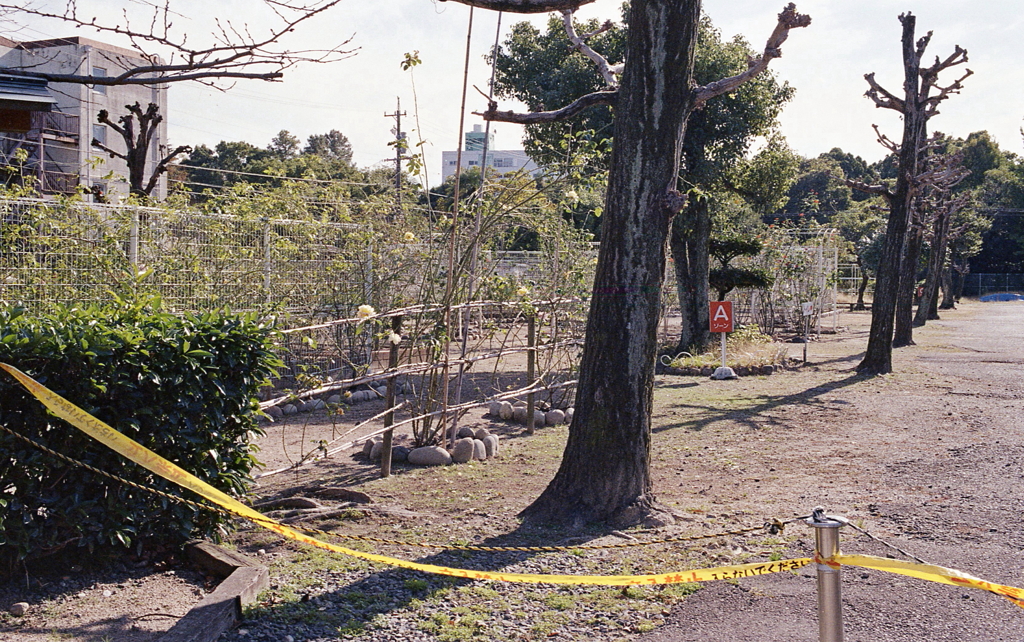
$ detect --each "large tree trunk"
[670,197,711,355]
[915,209,951,325]
[521,0,700,527]
[893,224,922,347]
[940,265,956,309]
[952,263,968,301]
[858,14,925,374]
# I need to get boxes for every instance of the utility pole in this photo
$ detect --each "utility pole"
[384,97,407,216]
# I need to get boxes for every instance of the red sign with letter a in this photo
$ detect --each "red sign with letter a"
[709,301,733,333]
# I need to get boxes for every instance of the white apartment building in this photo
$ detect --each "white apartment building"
[0,35,169,200]
[441,125,540,183]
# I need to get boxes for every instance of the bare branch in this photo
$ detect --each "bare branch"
[868,124,900,155]
[922,44,968,80]
[143,144,191,196]
[96,109,128,142]
[438,0,596,13]
[693,3,811,106]
[864,72,905,113]
[91,138,126,161]
[561,11,618,87]
[0,0,356,87]
[477,89,617,124]
[921,68,973,119]
[845,178,894,203]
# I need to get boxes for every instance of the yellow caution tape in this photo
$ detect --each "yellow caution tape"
[835,554,1024,609]
[1,362,809,586]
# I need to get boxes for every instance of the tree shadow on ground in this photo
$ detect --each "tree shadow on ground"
[233,518,629,639]
[805,351,866,366]
[653,372,868,434]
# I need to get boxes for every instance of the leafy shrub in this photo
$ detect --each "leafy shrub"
[0,297,280,569]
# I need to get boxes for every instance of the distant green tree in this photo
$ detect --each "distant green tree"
[267,130,301,159]
[782,156,852,216]
[819,148,878,202]
[832,200,886,309]
[304,130,354,163]
[730,133,801,219]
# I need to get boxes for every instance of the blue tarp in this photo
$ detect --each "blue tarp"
[979,293,1024,302]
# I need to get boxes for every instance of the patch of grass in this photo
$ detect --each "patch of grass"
[635,619,657,633]
[404,578,429,592]
[418,610,487,641]
[661,582,702,599]
[543,593,576,610]
[468,585,501,599]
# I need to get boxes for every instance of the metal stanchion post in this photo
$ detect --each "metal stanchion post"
[808,508,845,642]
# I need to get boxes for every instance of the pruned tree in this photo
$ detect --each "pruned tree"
[92,102,190,197]
[492,9,796,357]
[708,235,773,301]
[853,13,970,374]
[909,143,970,326]
[451,0,810,526]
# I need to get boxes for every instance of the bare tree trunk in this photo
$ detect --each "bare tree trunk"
[940,265,956,309]
[858,15,925,374]
[952,263,968,302]
[893,224,922,346]
[670,198,711,355]
[521,0,701,526]
[855,256,869,310]
[915,209,951,325]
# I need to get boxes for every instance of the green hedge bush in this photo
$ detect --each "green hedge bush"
[0,297,280,568]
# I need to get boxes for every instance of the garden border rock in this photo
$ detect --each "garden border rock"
[156,541,268,642]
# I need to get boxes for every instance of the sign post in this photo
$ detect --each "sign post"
[709,301,737,380]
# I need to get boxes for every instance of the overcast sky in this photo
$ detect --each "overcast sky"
[12,1,1024,188]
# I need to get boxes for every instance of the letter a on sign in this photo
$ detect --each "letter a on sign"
[709,301,733,333]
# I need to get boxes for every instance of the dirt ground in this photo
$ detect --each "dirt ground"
[2,301,1023,641]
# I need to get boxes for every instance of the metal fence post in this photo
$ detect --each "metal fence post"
[526,314,537,435]
[381,315,402,478]
[262,218,272,304]
[808,508,845,642]
[129,208,139,271]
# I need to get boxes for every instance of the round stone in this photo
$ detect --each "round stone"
[457,425,475,439]
[472,439,487,460]
[266,406,284,419]
[369,441,384,460]
[488,401,502,417]
[483,434,499,458]
[498,401,514,421]
[565,407,574,423]
[9,602,29,617]
[533,410,546,426]
[407,446,452,466]
[391,445,411,462]
[451,438,475,464]
[327,394,342,405]
[362,438,380,457]
[545,409,565,426]
[512,405,528,424]
[473,427,491,440]
[282,404,298,416]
